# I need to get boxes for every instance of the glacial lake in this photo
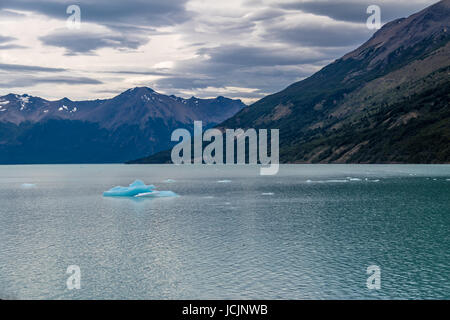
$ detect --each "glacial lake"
[0,164,449,299]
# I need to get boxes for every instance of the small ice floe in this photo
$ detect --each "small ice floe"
[446,179,450,181]
[305,179,348,183]
[325,179,348,183]
[163,179,176,183]
[217,180,232,183]
[135,191,178,198]
[261,192,274,196]
[21,183,36,188]
[364,178,380,182]
[348,178,362,181]
[103,180,178,198]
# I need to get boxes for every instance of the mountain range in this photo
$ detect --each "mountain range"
[0,87,245,164]
[134,0,450,164]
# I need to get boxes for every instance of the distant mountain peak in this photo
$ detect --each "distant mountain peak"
[119,86,156,97]
[0,87,246,164]
[132,86,155,93]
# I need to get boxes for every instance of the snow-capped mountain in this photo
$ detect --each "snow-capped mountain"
[0,87,245,164]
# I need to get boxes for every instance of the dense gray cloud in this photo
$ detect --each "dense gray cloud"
[0,44,26,49]
[197,45,327,67]
[263,22,373,47]
[279,0,434,23]
[0,0,191,27]
[155,65,315,94]
[40,29,150,55]
[0,35,16,43]
[0,63,66,72]
[0,76,102,88]
[2,0,188,54]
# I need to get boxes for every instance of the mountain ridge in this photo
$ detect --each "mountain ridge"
[133,0,450,164]
[0,87,246,164]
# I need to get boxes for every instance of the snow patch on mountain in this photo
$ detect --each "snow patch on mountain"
[18,95,30,111]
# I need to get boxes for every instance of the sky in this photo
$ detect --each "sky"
[0,0,439,104]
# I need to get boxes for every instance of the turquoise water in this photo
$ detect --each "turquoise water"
[0,164,449,300]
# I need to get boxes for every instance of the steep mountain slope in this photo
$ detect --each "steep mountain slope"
[135,0,449,164]
[0,88,245,164]
[220,0,450,163]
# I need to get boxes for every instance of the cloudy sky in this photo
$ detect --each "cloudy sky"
[0,0,439,103]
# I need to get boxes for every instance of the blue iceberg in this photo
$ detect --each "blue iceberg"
[103,180,156,197]
[103,180,178,198]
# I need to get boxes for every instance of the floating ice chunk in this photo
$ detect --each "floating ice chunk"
[325,179,348,183]
[103,180,178,198]
[262,192,274,196]
[134,191,160,198]
[21,183,36,188]
[135,190,178,198]
[217,180,232,183]
[349,178,361,181]
[163,179,176,183]
[306,179,312,183]
[446,179,450,181]
[103,180,156,197]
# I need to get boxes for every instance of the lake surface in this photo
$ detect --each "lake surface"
[0,164,449,299]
